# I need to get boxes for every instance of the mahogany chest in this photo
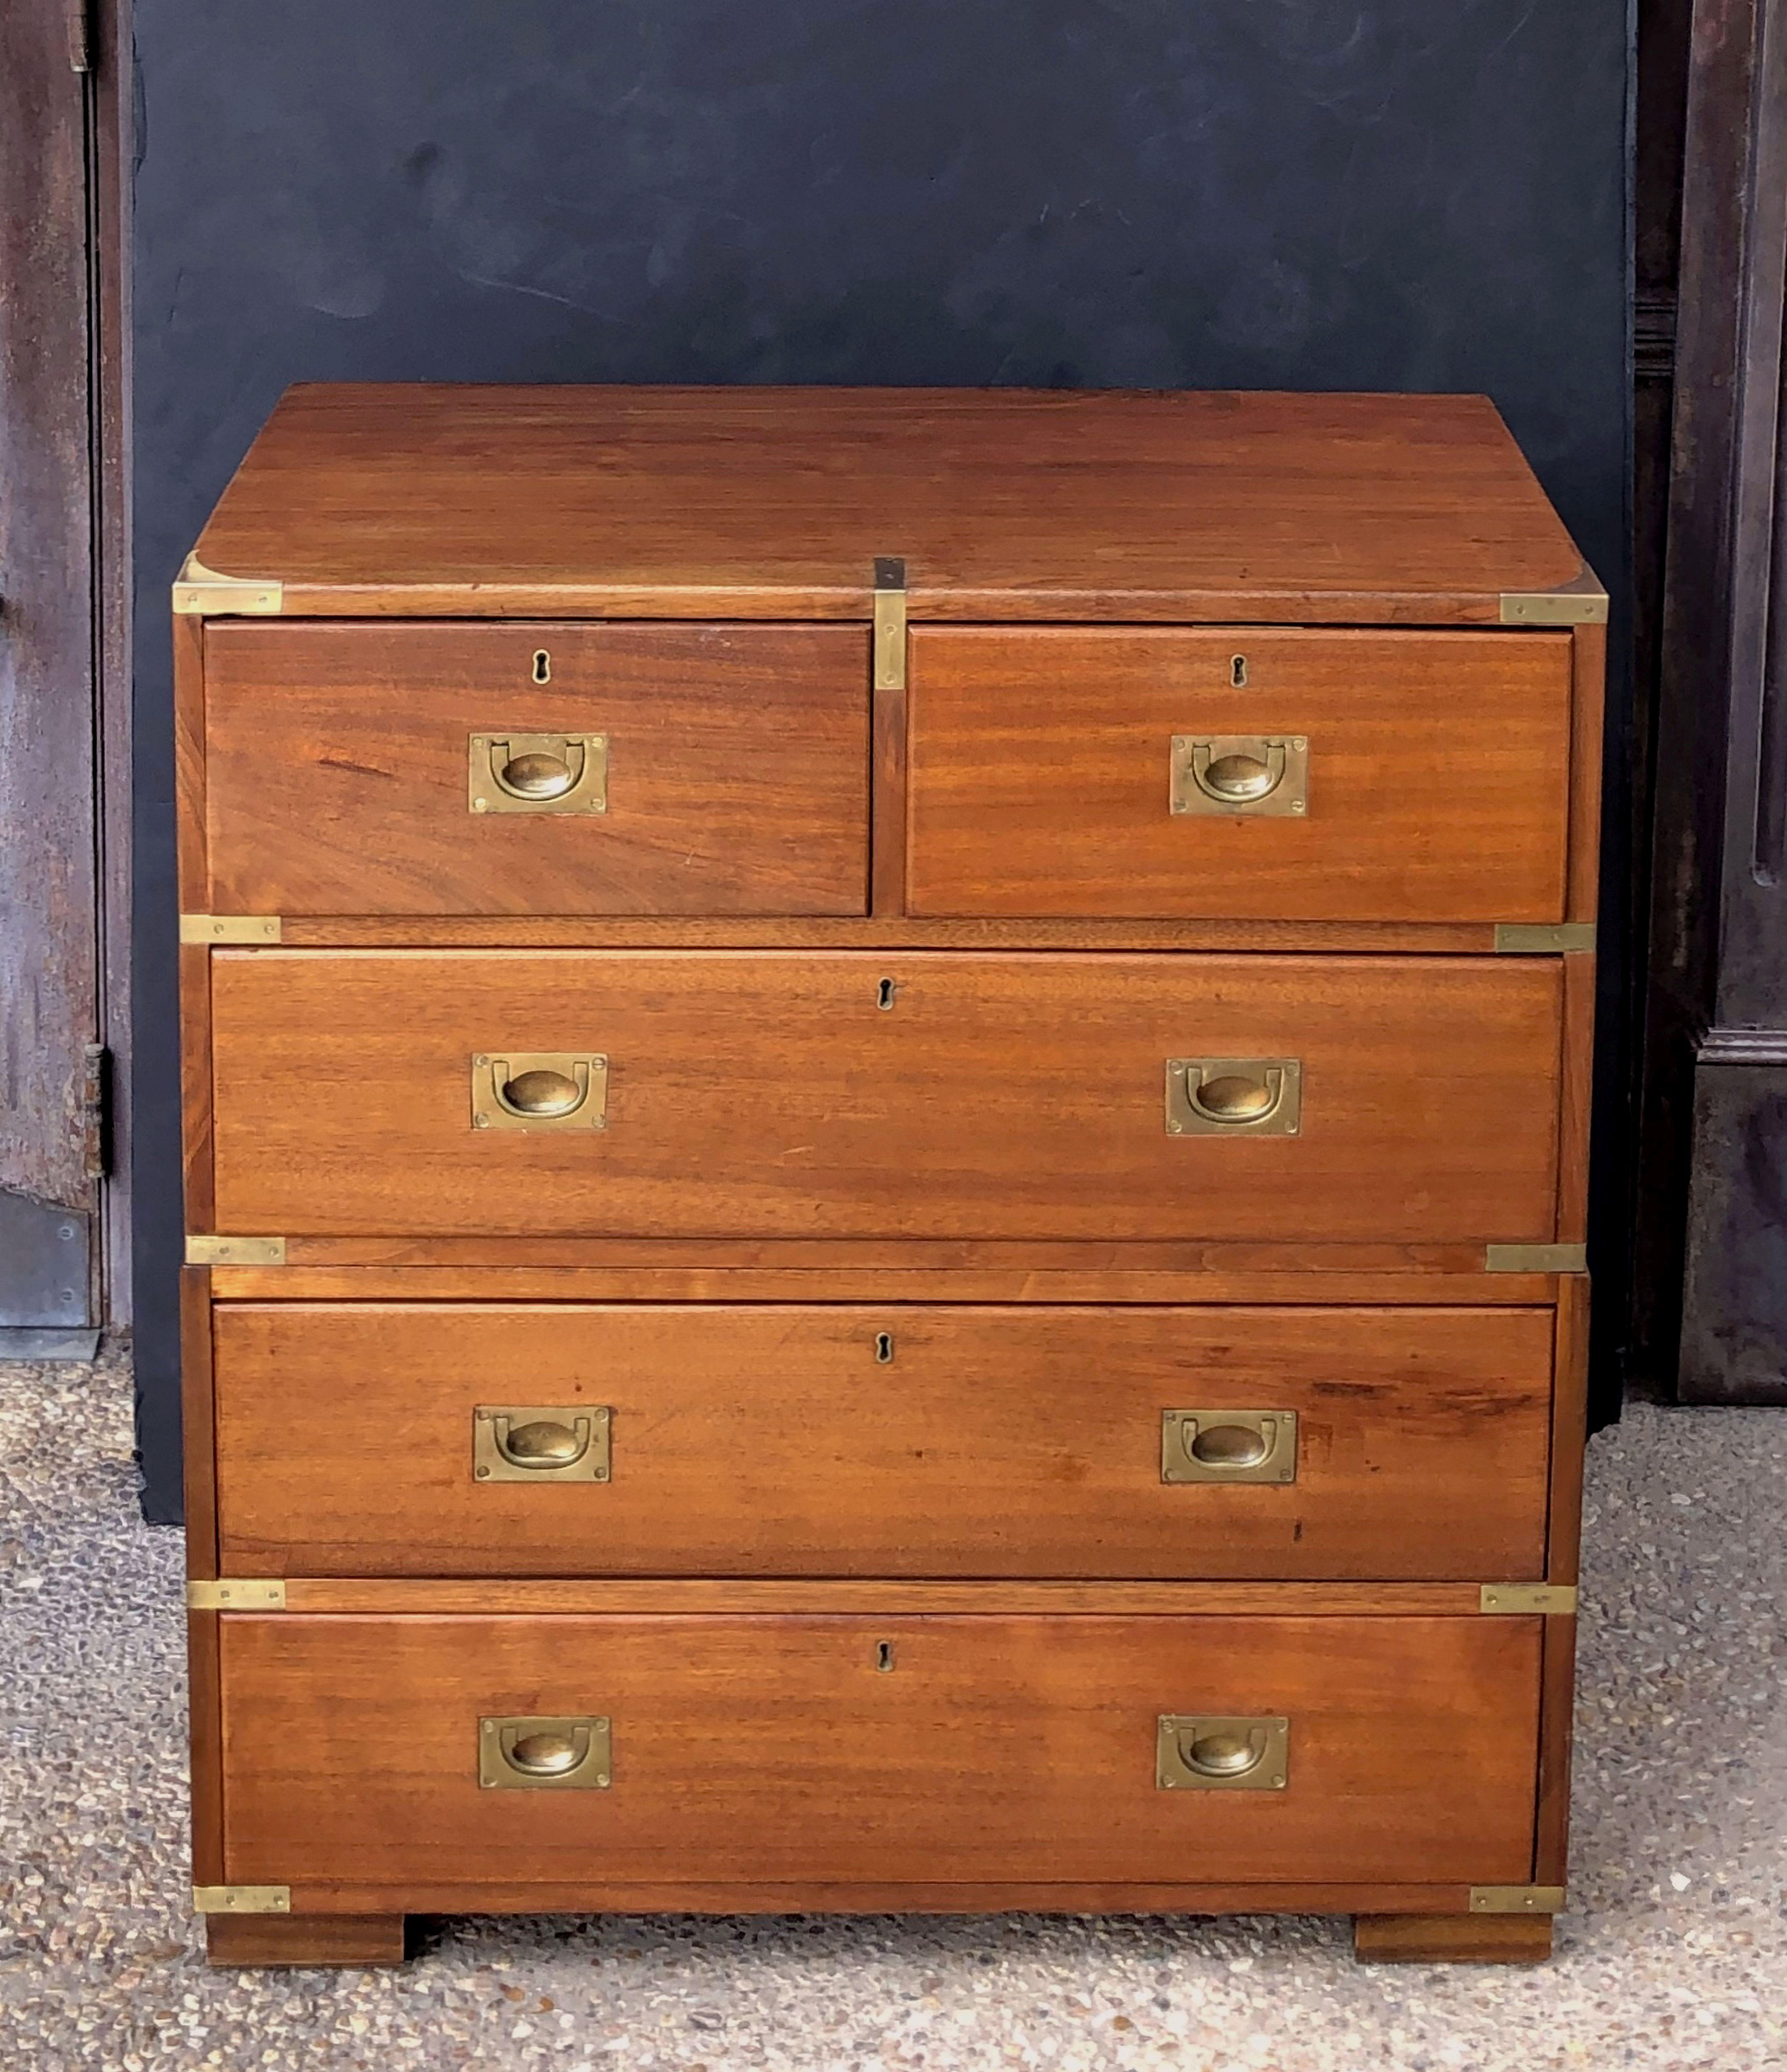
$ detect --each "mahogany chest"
[175,385,1602,1967]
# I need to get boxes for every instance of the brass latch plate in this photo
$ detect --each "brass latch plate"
[873,557,907,691]
[1494,923,1596,953]
[474,1406,612,1483]
[180,914,282,945]
[1498,571,1608,625]
[1162,1410,1298,1485]
[1484,1244,1587,1274]
[1157,1716,1289,1791]
[185,1236,287,1267]
[480,1716,612,1790]
[187,1580,287,1611]
[1469,1885,1567,1914]
[1479,1584,1577,1615]
[171,556,283,616]
[193,1885,292,1914]
[1170,735,1308,817]
[469,732,608,815]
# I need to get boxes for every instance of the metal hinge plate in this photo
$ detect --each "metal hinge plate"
[1484,1244,1587,1274]
[180,914,282,945]
[172,555,284,616]
[1498,571,1608,625]
[81,1043,110,1180]
[187,1579,287,1610]
[185,1236,287,1267]
[1469,1885,1567,1915]
[873,557,907,691]
[193,1885,292,1915]
[1494,923,1596,953]
[1479,1584,1578,1615]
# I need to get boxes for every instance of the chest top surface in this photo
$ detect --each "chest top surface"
[189,383,1589,624]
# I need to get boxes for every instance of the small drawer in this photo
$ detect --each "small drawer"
[216,1612,1542,1890]
[212,1304,1555,1580]
[906,628,1574,921]
[207,950,1563,1243]
[201,622,869,916]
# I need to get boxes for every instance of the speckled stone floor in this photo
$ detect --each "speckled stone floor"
[2,1349,1784,2071]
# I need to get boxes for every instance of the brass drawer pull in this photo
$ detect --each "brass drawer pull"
[469,732,608,815]
[1170,735,1307,816]
[1162,1409,1298,1484]
[471,1053,608,1131]
[1157,1715,1289,1791]
[1165,1057,1301,1135]
[479,1715,611,1790]
[474,1405,612,1483]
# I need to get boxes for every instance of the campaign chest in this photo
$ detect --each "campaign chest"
[176,384,1602,1967]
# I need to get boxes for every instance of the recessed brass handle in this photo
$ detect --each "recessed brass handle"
[1170,735,1308,817]
[1157,1715,1290,1791]
[1161,1409,1298,1484]
[474,1405,612,1483]
[1165,1058,1301,1136]
[471,1053,609,1132]
[469,732,608,815]
[479,1715,611,1790]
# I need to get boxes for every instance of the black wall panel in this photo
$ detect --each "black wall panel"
[132,0,1631,1516]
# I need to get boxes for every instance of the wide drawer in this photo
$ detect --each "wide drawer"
[211,1304,1555,1580]
[217,1613,1542,1889]
[206,951,1563,1241]
[906,628,1574,920]
[200,622,869,915]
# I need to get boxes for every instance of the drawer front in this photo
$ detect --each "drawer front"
[208,951,1563,1241]
[218,1613,1541,1889]
[213,1304,1554,1580]
[201,623,869,916]
[907,629,1573,921]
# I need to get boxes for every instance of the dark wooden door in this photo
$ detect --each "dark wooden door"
[0,0,123,1347]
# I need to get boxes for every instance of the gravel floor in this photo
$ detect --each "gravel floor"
[1,1348,1783,2070]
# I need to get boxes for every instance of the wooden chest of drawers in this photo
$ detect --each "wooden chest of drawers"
[175,385,1603,1968]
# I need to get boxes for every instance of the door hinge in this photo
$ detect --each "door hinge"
[873,557,907,691]
[185,1236,287,1267]
[1494,923,1596,953]
[193,1885,291,1915]
[171,555,283,616]
[186,1579,287,1610]
[80,1044,110,1180]
[180,914,283,945]
[1479,1584,1577,1615]
[1469,1885,1566,1914]
[1484,1244,1587,1274]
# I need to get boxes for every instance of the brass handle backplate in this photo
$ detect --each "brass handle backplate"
[1162,1410,1298,1485]
[471,1053,608,1132]
[474,1405,612,1484]
[1165,1058,1301,1136]
[1170,735,1308,816]
[469,732,608,815]
[479,1715,611,1790]
[1157,1715,1290,1791]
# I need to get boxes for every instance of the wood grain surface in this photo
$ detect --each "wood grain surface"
[191,386,1587,622]
[202,622,869,917]
[907,629,1572,922]
[206,951,1564,1243]
[218,1613,1541,1889]
[1354,1914,1553,1964]
[210,1302,1555,1580]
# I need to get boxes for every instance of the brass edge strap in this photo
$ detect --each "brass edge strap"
[1494,922,1596,953]
[873,556,908,692]
[172,555,283,616]
[1498,569,1608,625]
[1478,1584,1577,1615]
[193,1886,292,1915]
[187,1580,287,1610]
[185,1236,287,1267]
[1469,1886,1567,1914]
[180,914,283,945]
[1484,1244,1587,1274]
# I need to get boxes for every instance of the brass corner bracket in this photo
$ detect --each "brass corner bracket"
[186,1235,287,1267]
[873,556,907,692]
[187,1579,287,1611]
[180,914,283,945]
[1499,569,1608,625]
[1479,1584,1577,1615]
[172,555,283,616]
[193,1885,292,1915]
[1484,1243,1587,1274]
[1494,923,1596,954]
[1469,1886,1566,1915]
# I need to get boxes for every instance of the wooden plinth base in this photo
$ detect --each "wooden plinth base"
[1354,1913,1554,1965]
[206,1913,409,1968]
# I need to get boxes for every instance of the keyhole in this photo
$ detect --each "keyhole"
[877,977,897,1010]
[1230,654,1248,688]
[532,649,552,684]
[874,1331,895,1364]
[875,1641,896,1672]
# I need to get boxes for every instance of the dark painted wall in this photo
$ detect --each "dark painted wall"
[132,0,1632,1517]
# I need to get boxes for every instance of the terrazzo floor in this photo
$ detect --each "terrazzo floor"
[2,1347,1784,2071]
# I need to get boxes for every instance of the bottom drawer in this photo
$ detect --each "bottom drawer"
[218,1613,1541,1889]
